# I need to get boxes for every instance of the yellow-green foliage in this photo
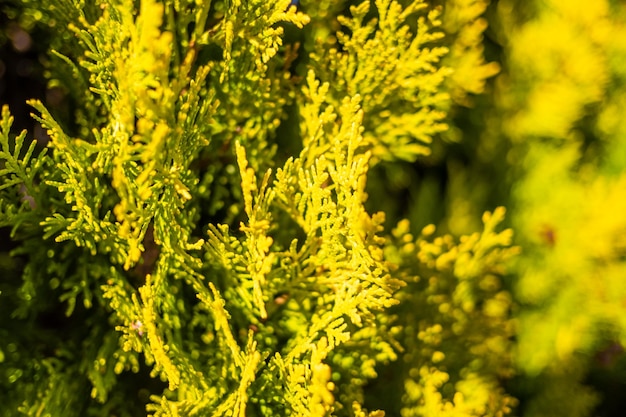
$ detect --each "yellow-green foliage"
[485,0,626,416]
[442,0,500,105]
[502,0,625,351]
[388,208,518,417]
[309,0,451,163]
[5,0,624,416]
[1,0,506,416]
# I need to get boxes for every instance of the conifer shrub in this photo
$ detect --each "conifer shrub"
[1,1,625,416]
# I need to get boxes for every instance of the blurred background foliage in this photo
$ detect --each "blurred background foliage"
[1,0,626,416]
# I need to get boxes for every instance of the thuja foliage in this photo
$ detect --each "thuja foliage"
[433,0,626,416]
[4,0,621,416]
[492,1,626,416]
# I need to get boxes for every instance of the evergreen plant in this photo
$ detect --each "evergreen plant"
[1,1,625,416]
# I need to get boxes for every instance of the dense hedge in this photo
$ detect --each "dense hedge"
[1,1,626,416]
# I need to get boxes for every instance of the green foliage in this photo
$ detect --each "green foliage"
[4,0,625,416]
[2,0,472,415]
[439,0,626,416]
[309,0,451,162]
[386,208,518,417]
